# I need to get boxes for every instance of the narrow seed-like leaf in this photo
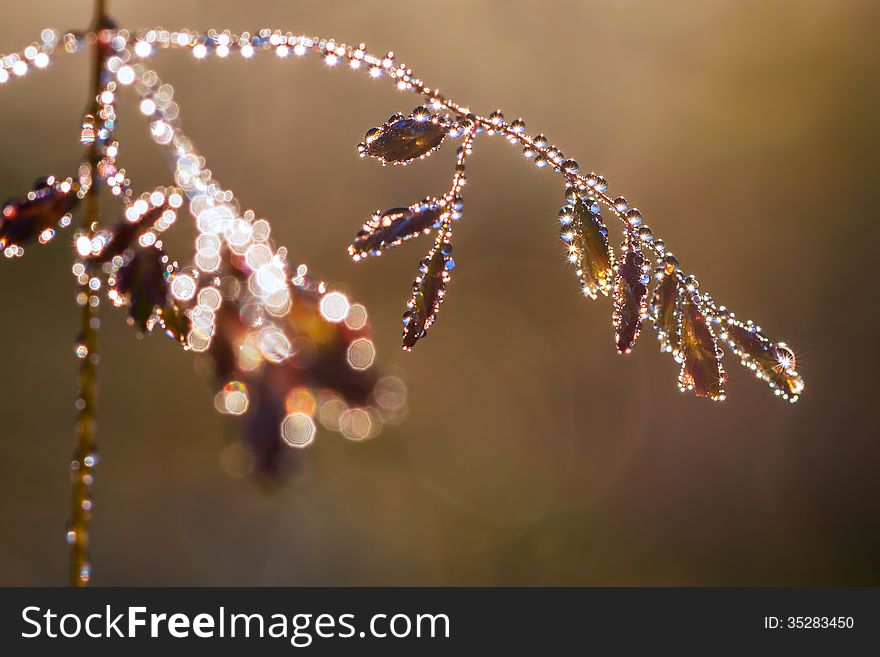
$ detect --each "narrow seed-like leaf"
[401,229,454,350]
[358,110,448,165]
[612,237,649,353]
[678,292,725,400]
[651,269,682,355]
[349,197,442,259]
[565,197,613,299]
[721,318,804,401]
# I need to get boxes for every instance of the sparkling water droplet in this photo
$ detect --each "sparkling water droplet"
[80,114,95,145]
[281,412,316,448]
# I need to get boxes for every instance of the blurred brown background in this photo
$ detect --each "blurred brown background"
[0,0,877,585]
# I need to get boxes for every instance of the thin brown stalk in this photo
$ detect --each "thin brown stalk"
[67,0,107,587]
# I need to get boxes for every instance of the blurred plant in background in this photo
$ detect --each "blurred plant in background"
[0,0,802,586]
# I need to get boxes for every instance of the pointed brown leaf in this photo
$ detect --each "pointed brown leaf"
[722,319,804,401]
[349,198,442,259]
[651,269,682,355]
[562,197,613,298]
[401,231,454,350]
[613,238,649,353]
[679,293,725,400]
[359,111,448,165]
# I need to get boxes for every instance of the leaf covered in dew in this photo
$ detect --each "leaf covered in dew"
[721,318,804,401]
[0,176,79,252]
[678,292,725,400]
[651,268,682,355]
[94,202,169,263]
[155,301,190,345]
[402,231,454,351]
[205,260,394,480]
[349,197,443,259]
[357,107,449,165]
[612,237,650,354]
[113,245,170,331]
[559,195,613,299]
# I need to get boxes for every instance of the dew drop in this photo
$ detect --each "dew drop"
[281,412,316,448]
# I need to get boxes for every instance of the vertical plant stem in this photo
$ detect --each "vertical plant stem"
[68,0,108,587]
